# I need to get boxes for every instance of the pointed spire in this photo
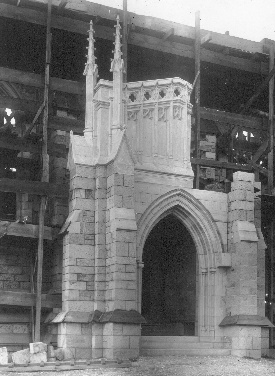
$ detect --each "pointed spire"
[110,15,125,130]
[110,15,124,72]
[84,20,98,79]
[84,20,98,139]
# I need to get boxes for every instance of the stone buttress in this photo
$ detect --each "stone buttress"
[220,171,272,359]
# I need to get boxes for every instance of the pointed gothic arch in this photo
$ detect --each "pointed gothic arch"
[136,188,225,335]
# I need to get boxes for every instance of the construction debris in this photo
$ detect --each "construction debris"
[0,348,8,365]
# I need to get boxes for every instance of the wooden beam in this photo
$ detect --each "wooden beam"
[0,178,69,198]
[201,32,212,46]
[191,157,253,171]
[200,107,266,131]
[81,0,267,54]
[162,28,174,41]
[251,139,269,163]
[0,67,84,95]
[129,31,267,75]
[268,46,274,194]
[0,3,269,75]
[0,137,66,158]
[0,96,40,113]
[0,138,39,154]
[240,65,275,116]
[0,291,61,309]
[0,221,53,240]
[48,115,84,133]
[0,89,83,115]
[35,0,52,343]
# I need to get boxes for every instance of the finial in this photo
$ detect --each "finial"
[84,20,98,77]
[110,15,124,72]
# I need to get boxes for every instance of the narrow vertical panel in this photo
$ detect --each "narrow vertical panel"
[194,11,201,189]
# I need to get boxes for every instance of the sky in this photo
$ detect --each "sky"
[87,0,275,42]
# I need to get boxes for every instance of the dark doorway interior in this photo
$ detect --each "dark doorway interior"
[142,214,197,336]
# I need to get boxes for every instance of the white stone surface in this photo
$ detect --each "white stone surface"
[29,342,47,354]
[12,348,30,365]
[54,348,64,361]
[29,351,47,364]
[0,347,8,365]
[63,348,74,360]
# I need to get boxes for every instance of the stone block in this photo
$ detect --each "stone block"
[59,334,92,348]
[67,265,95,275]
[75,347,92,360]
[113,348,138,360]
[92,348,103,359]
[232,221,258,243]
[228,190,246,202]
[63,348,75,360]
[54,348,64,361]
[29,342,47,354]
[123,175,134,187]
[66,233,85,245]
[47,345,55,359]
[122,325,140,336]
[68,222,81,234]
[215,253,231,268]
[29,351,47,364]
[231,181,253,192]
[70,198,95,211]
[0,347,8,365]
[59,323,82,336]
[63,300,94,312]
[246,191,254,201]
[71,177,94,190]
[233,171,254,183]
[12,348,30,364]
[63,280,86,290]
[125,301,137,310]
[247,349,261,359]
[231,348,247,357]
[130,336,140,349]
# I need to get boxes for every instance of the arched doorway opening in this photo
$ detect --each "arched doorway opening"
[141,214,197,336]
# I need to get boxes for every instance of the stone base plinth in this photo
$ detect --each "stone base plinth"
[224,325,262,359]
[57,322,92,359]
[102,323,141,360]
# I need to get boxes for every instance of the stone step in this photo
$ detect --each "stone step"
[141,348,231,357]
[141,340,215,350]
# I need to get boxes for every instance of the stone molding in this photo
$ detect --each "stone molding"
[50,310,145,325]
[137,188,224,268]
[219,315,274,327]
[136,188,225,335]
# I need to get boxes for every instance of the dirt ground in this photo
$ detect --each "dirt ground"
[1,355,275,376]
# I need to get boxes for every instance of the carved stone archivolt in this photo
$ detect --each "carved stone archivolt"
[136,189,223,335]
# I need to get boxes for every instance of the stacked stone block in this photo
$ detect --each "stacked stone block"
[225,171,266,358]
[58,163,96,359]
[102,159,140,360]
[94,166,107,312]
[63,164,96,312]
[102,323,140,360]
